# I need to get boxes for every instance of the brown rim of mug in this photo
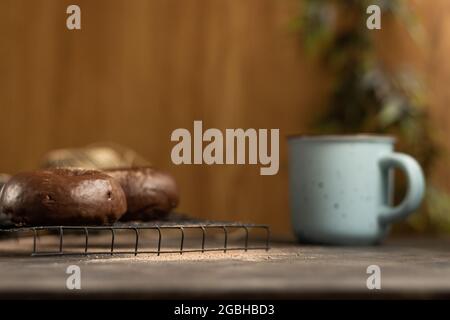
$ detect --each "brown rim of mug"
[286,134,396,143]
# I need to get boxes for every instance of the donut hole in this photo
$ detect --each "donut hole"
[106,191,112,200]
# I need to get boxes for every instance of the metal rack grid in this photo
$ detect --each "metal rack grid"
[0,221,270,257]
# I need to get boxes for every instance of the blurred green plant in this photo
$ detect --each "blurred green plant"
[296,0,450,233]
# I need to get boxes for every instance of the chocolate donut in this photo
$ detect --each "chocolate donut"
[0,168,127,226]
[105,167,179,221]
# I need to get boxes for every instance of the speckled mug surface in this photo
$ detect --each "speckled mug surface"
[288,135,425,245]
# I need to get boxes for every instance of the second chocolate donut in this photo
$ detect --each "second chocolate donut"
[105,167,179,221]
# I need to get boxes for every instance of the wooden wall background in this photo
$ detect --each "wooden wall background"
[0,0,449,235]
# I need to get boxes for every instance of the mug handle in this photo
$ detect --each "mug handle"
[378,153,425,225]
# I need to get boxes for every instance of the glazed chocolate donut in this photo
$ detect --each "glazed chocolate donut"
[0,168,127,226]
[105,167,179,221]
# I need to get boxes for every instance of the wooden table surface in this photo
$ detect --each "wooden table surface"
[1,236,450,299]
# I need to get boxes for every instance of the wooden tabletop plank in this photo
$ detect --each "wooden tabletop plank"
[0,237,450,299]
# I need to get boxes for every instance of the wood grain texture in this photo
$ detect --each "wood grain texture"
[0,1,449,235]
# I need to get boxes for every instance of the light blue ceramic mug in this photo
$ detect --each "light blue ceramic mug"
[287,135,425,245]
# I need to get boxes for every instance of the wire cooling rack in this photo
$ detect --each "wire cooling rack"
[0,220,270,257]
